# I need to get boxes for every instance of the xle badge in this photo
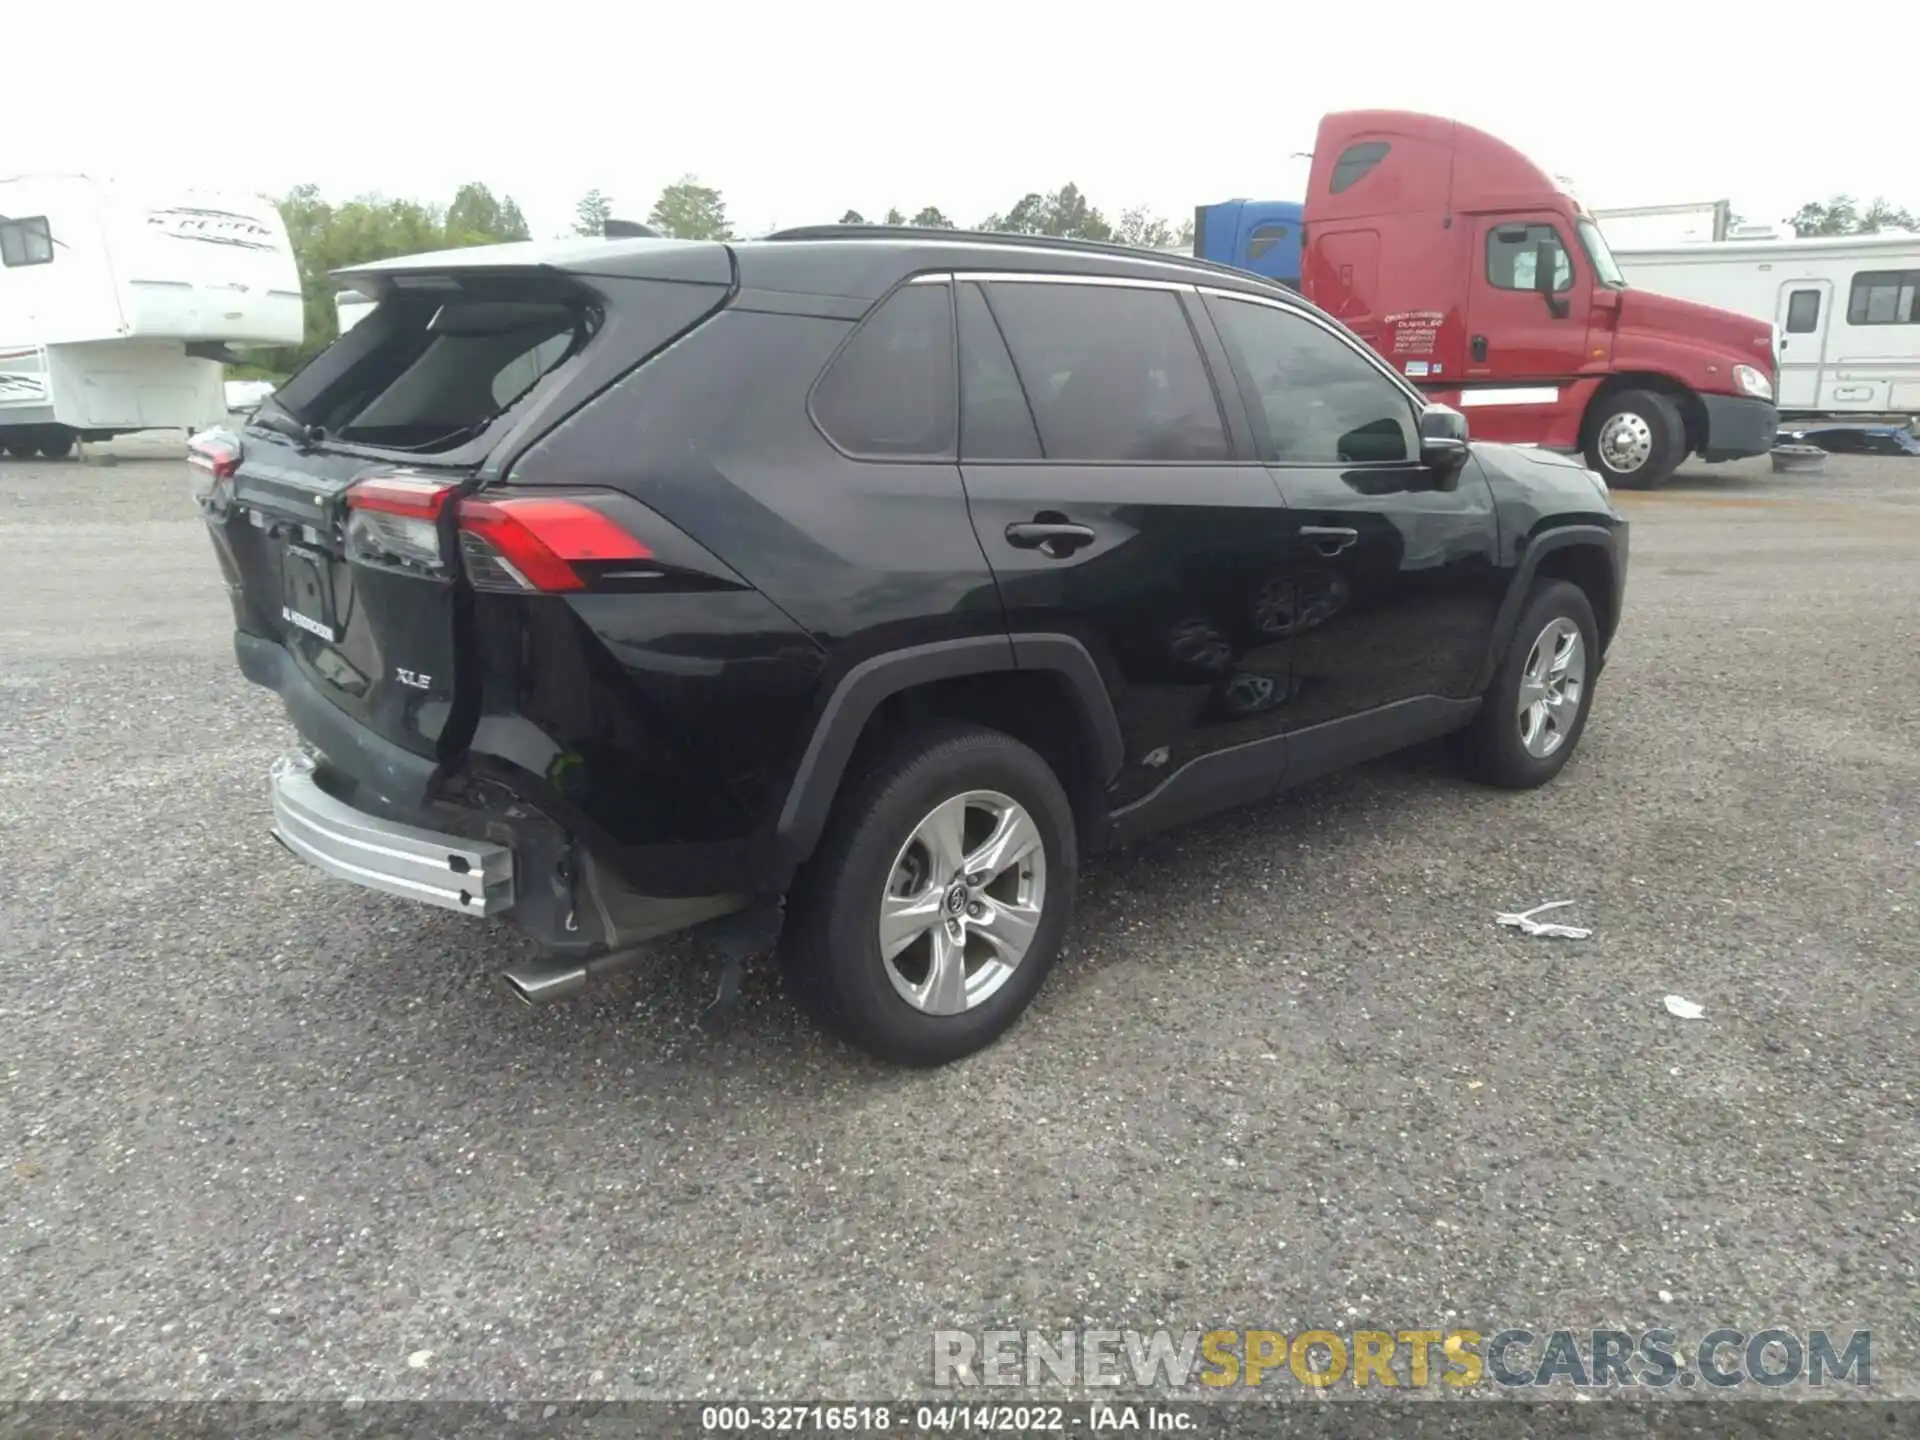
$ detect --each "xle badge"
[395,668,432,691]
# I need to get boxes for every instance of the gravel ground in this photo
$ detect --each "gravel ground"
[2,438,1916,1406]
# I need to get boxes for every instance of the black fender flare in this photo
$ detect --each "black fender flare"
[1474,524,1619,692]
[772,633,1125,863]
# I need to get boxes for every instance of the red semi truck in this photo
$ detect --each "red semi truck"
[1295,111,1779,488]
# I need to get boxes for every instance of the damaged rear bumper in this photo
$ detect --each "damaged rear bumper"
[264,753,748,962]
[269,754,514,915]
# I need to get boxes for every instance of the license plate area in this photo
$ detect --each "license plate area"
[280,544,338,643]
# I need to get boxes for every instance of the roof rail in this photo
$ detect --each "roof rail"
[760,224,1271,288]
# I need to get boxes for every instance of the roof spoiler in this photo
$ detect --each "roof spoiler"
[603,218,662,239]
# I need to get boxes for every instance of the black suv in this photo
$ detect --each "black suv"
[190,227,1628,1066]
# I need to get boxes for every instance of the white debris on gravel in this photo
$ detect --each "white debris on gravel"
[1663,995,1707,1020]
[1495,900,1593,939]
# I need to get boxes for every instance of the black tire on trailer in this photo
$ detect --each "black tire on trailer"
[1583,388,1684,490]
[2,434,35,459]
[36,428,75,460]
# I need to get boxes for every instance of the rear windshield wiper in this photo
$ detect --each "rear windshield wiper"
[251,399,326,448]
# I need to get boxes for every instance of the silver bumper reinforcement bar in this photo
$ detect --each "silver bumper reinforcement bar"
[267,754,514,916]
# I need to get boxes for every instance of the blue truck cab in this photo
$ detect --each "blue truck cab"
[1192,199,1304,288]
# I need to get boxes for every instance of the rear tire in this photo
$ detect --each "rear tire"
[1464,580,1599,789]
[2,435,34,459]
[36,428,75,459]
[782,723,1078,1067]
[1584,389,1683,490]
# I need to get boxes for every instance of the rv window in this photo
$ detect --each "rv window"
[1329,143,1390,195]
[1785,290,1822,333]
[1846,271,1920,326]
[1487,224,1573,293]
[0,216,54,268]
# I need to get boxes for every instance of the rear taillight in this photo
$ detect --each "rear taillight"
[345,474,455,574]
[186,428,242,511]
[343,476,654,592]
[456,496,653,592]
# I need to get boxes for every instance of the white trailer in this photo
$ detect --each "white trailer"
[1614,232,1920,415]
[335,288,376,334]
[1592,200,1731,248]
[0,175,302,457]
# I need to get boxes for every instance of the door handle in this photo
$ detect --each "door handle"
[1470,334,1489,362]
[1005,520,1096,557]
[1299,525,1359,556]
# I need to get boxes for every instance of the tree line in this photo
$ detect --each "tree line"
[253,175,1912,375]
[1787,196,1917,237]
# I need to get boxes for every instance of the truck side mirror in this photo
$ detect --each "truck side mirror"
[1535,240,1571,320]
[1418,403,1470,486]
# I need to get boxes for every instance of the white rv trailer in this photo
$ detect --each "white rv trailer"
[1592,200,1732,249]
[0,175,302,457]
[1614,232,1920,415]
[335,288,376,334]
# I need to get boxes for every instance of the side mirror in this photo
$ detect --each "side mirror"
[1418,403,1470,484]
[1535,240,1571,319]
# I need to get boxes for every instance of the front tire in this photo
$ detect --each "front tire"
[783,723,1078,1067]
[36,428,75,459]
[1584,389,1683,490]
[1464,580,1600,789]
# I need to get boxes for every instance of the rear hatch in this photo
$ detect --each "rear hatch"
[194,242,734,793]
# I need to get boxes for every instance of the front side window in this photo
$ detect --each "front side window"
[0,216,54,267]
[812,282,957,458]
[1847,271,1920,326]
[1488,223,1573,293]
[981,281,1230,463]
[1207,295,1416,465]
[1785,289,1822,333]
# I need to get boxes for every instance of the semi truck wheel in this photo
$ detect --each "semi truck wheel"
[1584,390,1683,490]
[2,433,36,459]
[36,428,76,459]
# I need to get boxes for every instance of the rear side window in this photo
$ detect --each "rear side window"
[1784,289,1821,333]
[1487,223,1573,292]
[980,281,1230,463]
[956,282,1040,461]
[813,283,956,458]
[1847,271,1920,325]
[1329,143,1390,194]
[0,216,54,267]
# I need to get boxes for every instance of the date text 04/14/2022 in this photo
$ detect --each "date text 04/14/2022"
[699,1403,1195,1431]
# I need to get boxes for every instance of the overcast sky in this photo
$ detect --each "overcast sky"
[12,1,1906,237]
